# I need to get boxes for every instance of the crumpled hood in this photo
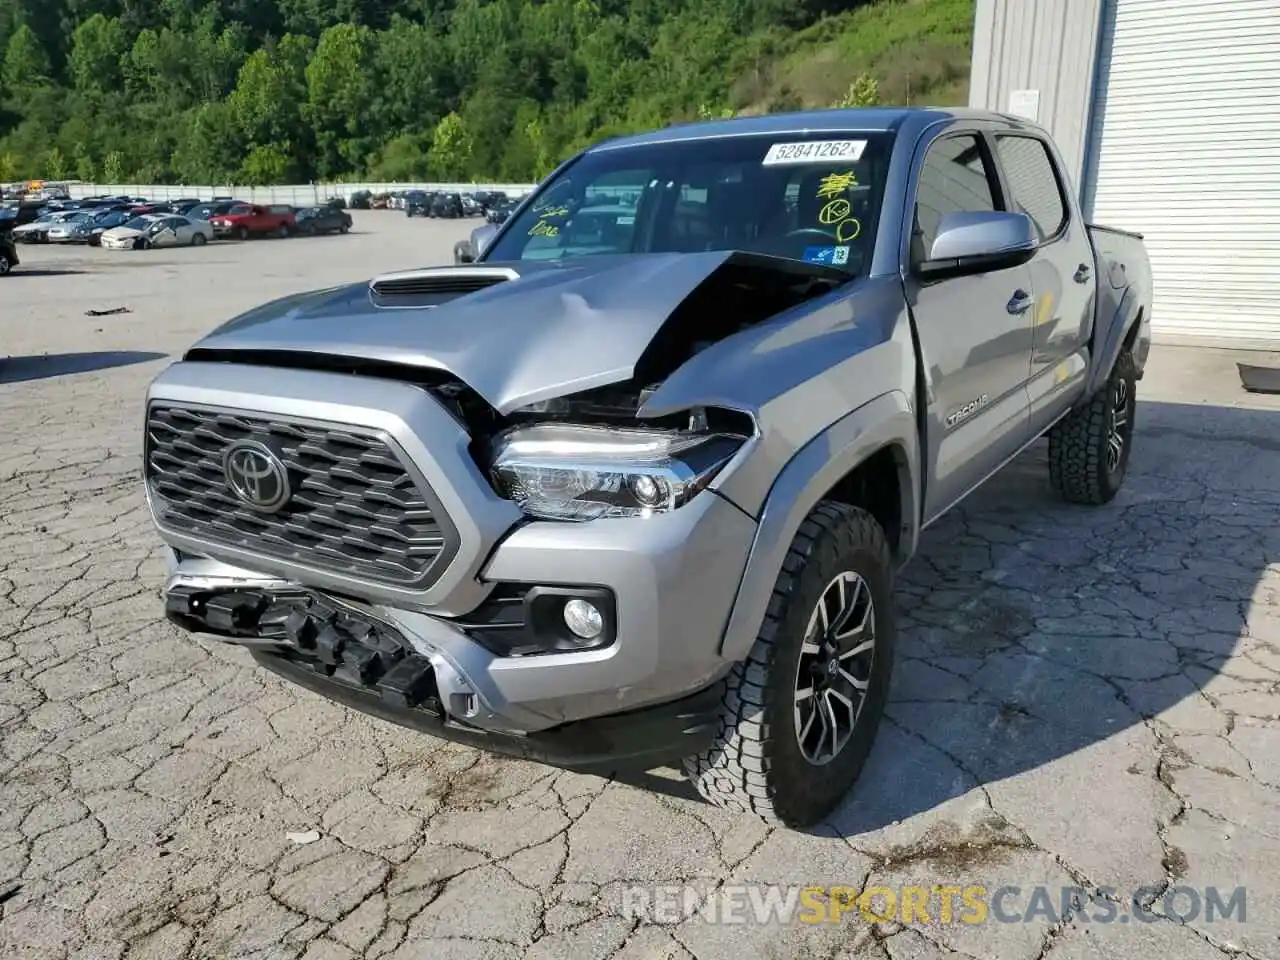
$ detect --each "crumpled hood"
[188,251,764,415]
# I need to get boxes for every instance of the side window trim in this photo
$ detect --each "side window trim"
[904,128,1008,270]
[989,131,1070,247]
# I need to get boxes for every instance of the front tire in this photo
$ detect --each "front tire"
[1048,347,1137,505]
[683,502,895,828]
[0,254,10,275]
[236,226,250,241]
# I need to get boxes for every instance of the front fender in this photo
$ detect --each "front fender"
[717,389,920,663]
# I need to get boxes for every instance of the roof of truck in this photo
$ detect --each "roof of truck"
[590,107,1033,152]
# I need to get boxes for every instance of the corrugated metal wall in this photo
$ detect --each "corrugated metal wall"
[968,0,1104,193]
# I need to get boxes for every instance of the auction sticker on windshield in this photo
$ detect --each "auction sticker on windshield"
[762,140,868,166]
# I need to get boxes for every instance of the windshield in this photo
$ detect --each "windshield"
[226,204,251,215]
[123,217,155,231]
[483,132,892,273]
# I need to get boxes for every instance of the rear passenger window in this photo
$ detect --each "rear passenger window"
[914,135,999,261]
[995,136,1067,241]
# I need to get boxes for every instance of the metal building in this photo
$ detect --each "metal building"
[969,0,1280,346]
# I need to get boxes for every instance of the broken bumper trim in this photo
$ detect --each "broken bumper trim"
[253,648,722,772]
[165,584,721,771]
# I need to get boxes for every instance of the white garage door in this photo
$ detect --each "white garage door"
[1084,0,1280,345]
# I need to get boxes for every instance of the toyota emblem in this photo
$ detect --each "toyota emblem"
[222,440,292,513]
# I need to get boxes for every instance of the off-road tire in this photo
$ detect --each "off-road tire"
[1048,347,1137,505]
[683,501,895,827]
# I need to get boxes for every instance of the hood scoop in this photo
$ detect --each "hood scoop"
[369,266,519,308]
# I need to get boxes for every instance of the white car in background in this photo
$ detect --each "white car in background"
[100,214,215,250]
[11,210,81,242]
[46,212,99,244]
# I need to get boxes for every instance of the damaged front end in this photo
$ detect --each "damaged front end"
[145,249,851,749]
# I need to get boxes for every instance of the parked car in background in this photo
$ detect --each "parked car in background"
[101,214,214,250]
[460,194,482,216]
[187,201,239,222]
[0,228,18,275]
[404,190,431,217]
[485,198,518,224]
[85,209,134,246]
[211,203,296,240]
[46,211,100,243]
[349,190,373,209]
[13,210,81,243]
[430,192,464,218]
[295,205,352,236]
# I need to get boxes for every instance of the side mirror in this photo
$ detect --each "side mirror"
[917,211,1037,279]
[454,241,475,264]
[471,223,498,258]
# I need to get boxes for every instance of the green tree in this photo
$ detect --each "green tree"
[0,151,15,181]
[102,150,125,183]
[239,142,292,184]
[2,24,51,93]
[305,23,376,177]
[74,143,95,181]
[68,14,128,94]
[833,73,880,108]
[44,144,66,179]
[428,112,472,181]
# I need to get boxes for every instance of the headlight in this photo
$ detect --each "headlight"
[490,422,747,521]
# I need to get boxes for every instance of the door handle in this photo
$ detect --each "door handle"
[1074,263,1092,283]
[1007,290,1033,314]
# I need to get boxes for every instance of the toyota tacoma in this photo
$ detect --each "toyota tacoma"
[143,108,1152,827]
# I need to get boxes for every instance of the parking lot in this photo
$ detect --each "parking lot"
[1,212,1278,960]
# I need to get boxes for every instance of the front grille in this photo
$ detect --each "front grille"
[146,405,456,588]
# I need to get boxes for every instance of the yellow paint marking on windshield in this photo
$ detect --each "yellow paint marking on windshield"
[528,204,570,236]
[818,199,851,225]
[814,172,861,247]
[816,171,858,199]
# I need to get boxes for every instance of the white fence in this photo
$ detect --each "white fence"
[64,181,538,205]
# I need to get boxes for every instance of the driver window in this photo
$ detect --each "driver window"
[913,134,1000,263]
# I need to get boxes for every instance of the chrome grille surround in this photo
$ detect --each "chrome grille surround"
[145,403,460,589]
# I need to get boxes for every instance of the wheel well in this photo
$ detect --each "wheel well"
[820,445,905,556]
[1123,307,1143,350]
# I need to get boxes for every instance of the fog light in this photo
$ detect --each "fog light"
[563,598,604,640]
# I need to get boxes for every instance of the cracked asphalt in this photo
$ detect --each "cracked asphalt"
[2,215,1278,960]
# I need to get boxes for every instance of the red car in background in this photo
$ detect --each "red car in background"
[210,203,297,240]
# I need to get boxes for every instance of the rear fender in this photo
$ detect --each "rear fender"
[1084,285,1143,397]
[717,390,919,663]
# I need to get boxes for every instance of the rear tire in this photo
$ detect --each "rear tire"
[1048,347,1137,505]
[191,232,207,246]
[0,255,10,275]
[277,223,290,239]
[683,502,895,828]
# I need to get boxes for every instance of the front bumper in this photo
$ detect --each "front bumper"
[147,362,757,754]
[163,573,724,771]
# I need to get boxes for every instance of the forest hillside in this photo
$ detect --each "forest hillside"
[0,0,975,183]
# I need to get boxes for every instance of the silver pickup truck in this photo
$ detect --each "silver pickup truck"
[143,108,1151,828]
